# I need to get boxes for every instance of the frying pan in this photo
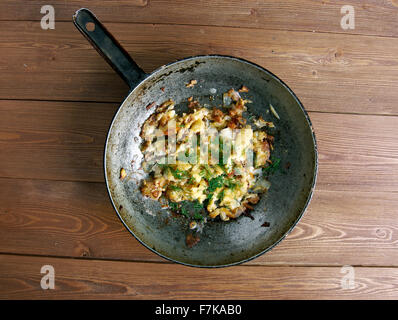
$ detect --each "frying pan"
[73,8,318,267]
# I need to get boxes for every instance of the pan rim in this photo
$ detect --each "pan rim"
[103,54,318,268]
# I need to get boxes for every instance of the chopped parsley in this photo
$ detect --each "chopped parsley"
[169,185,182,191]
[264,157,281,174]
[205,174,240,202]
[188,176,196,184]
[208,175,239,193]
[200,164,213,180]
[159,164,189,179]
[180,207,189,217]
[193,212,204,221]
[192,200,204,212]
[208,175,225,193]
[169,201,179,211]
[218,189,225,202]
[168,199,204,220]
[171,168,189,179]
[224,178,238,190]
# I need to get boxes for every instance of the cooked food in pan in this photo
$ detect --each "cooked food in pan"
[138,87,277,239]
[75,8,317,265]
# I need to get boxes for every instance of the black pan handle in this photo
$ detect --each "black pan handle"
[73,8,147,90]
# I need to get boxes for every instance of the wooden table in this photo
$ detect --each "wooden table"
[1,1,398,299]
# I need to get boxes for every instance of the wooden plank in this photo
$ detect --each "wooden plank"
[1,0,398,38]
[0,177,160,263]
[1,254,398,299]
[1,21,398,115]
[259,189,398,266]
[1,100,398,191]
[0,100,119,183]
[311,112,398,193]
[1,177,398,266]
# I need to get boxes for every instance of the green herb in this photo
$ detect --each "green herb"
[159,164,188,179]
[206,174,240,197]
[208,175,225,193]
[177,149,197,164]
[188,176,196,184]
[218,189,225,202]
[200,164,212,180]
[264,157,281,174]
[158,163,169,171]
[273,157,281,167]
[169,185,182,191]
[224,178,238,190]
[218,137,225,166]
[192,200,204,212]
[180,207,189,217]
[169,166,189,179]
[193,212,204,221]
[169,200,205,220]
[169,201,179,211]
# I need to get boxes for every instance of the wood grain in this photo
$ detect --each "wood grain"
[1,0,398,37]
[0,100,119,182]
[1,21,398,115]
[1,1,398,299]
[1,254,398,299]
[312,112,398,193]
[1,101,397,267]
[1,177,397,266]
[1,100,397,191]
[0,178,155,262]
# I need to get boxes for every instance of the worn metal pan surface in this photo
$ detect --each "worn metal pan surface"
[73,8,317,267]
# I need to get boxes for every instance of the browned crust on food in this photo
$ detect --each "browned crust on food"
[238,85,249,93]
[211,108,224,122]
[186,233,200,248]
[146,101,156,110]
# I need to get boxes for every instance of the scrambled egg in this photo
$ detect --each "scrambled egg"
[139,88,274,222]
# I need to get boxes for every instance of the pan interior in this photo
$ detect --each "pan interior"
[105,56,317,267]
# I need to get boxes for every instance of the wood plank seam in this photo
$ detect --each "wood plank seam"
[2,252,398,269]
[2,19,398,40]
[1,0,398,38]
[2,22,398,115]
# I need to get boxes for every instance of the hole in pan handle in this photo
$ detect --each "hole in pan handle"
[73,8,147,90]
